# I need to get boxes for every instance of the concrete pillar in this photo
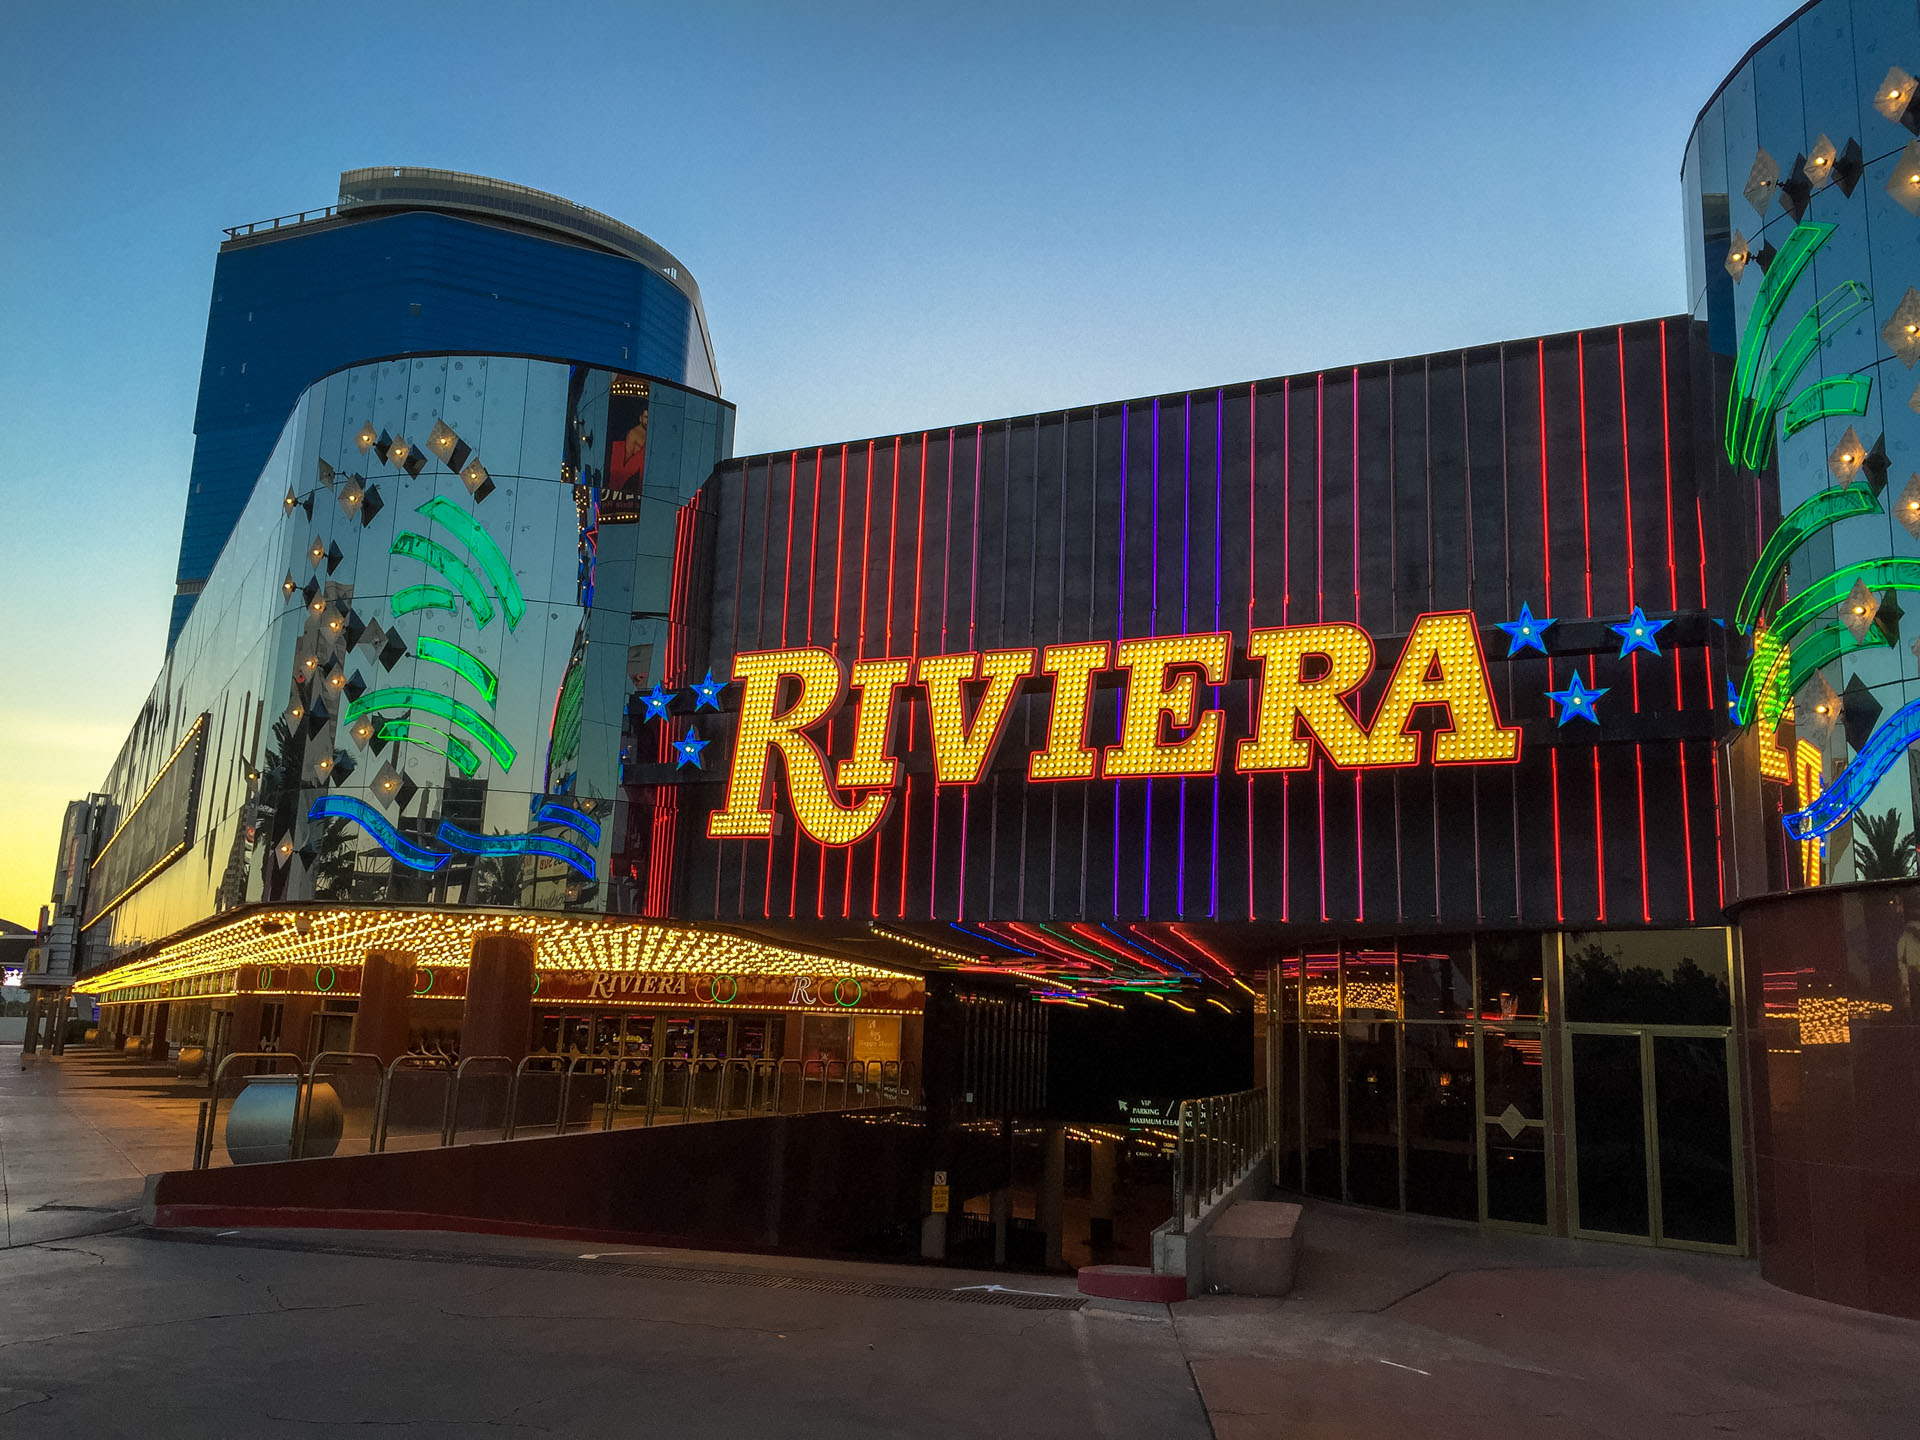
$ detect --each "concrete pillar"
[49,991,70,1054]
[148,1002,170,1062]
[1039,1124,1066,1270]
[1090,1137,1117,1253]
[19,990,41,1061]
[352,950,417,1064]
[991,1187,1011,1267]
[463,932,535,1061]
[226,994,263,1055]
[278,996,319,1060]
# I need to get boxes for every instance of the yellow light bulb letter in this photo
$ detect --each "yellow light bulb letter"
[1364,611,1520,765]
[836,658,913,789]
[1104,633,1231,778]
[1028,641,1111,781]
[917,649,1038,784]
[706,647,890,846]
[1235,623,1374,771]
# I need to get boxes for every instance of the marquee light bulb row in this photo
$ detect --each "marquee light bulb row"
[709,612,1522,848]
[80,905,914,995]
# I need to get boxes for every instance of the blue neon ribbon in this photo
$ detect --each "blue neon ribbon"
[1783,694,1920,841]
[436,822,597,880]
[307,795,449,872]
[535,801,602,844]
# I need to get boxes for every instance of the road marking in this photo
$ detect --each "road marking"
[1378,1358,1431,1376]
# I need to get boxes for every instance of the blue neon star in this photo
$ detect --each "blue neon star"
[1610,606,1670,659]
[1498,603,1553,657]
[673,730,709,768]
[1547,671,1608,726]
[641,684,675,721]
[1727,679,1744,724]
[691,669,726,711]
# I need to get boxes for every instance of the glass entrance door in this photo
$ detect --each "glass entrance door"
[1567,1026,1740,1250]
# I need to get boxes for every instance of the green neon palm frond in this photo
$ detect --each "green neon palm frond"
[389,533,494,628]
[415,635,499,707]
[1780,374,1873,442]
[1735,481,1882,633]
[1738,627,1790,729]
[417,495,525,631]
[1726,222,1835,465]
[1733,281,1873,469]
[1769,557,1920,646]
[391,584,458,618]
[343,686,517,771]
[1757,622,1890,728]
[376,719,482,777]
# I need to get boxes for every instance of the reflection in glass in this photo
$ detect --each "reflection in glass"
[1343,1008,1398,1208]
[1653,1035,1738,1246]
[1404,1024,1475,1219]
[1400,937,1471,1019]
[1572,1032,1651,1237]
[1563,929,1732,1025]
[1302,1031,1341,1199]
[1476,933,1545,1020]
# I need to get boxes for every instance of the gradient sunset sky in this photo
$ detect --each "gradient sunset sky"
[0,0,1789,929]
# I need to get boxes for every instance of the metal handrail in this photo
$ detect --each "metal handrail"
[1170,1086,1270,1235]
[440,1054,514,1145]
[194,1050,303,1169]
[223,206,338,240]
[292,1051,384,1159]
[372,1054,450,1152]
[503,1054,570,1140]
[194,1046,925,1169]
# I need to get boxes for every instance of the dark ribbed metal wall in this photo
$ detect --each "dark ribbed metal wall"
[641,317,1731,935]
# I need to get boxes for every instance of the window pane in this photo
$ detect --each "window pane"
[1564,929,1732,1026]
[1401,937,1473,1019]
[1477,934,1546,1020]
[1404,1023,1476,1219]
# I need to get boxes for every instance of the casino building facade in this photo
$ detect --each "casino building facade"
[46,0,1920,1320]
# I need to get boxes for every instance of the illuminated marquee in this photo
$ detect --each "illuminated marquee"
[709,611,1519,847]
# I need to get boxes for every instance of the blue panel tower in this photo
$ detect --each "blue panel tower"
[169,167,719,648]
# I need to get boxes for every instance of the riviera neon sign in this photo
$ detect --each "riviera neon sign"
[708,610,1520,847]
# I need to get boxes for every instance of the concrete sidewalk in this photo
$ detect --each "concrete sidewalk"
[1176,1202,1920,1438]
[0,1045,202,1248]
[5,1048,1919,1436]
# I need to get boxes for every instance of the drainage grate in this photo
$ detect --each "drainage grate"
[133,1228,1085,1310]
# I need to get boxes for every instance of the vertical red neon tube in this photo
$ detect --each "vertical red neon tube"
[1540,341,1564,924]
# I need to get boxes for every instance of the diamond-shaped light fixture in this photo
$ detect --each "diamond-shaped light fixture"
[461,459,493,501]
[1829,426,1869,482]
[1876,66,1920,131]
[1843,674,1883,752]
[1744,147,1780,216]
[1875,590,1904,647]
[358,484,384,527]
[338,476,365,518]
[1842,579,1882,641]
[316,458,336,492]
[1888,140,1920,217]
[355,422,379,455]
[1884,288,1920,364]
[1805,134,1839,190]
[1795,673,1841,744]
[371,760,404,805]
[1725,230,1752,282]
[1897,476,1920,539]
[1778,155,1812,221]
[428,419,473,474]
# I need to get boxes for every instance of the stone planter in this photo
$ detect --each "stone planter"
[225,1074,343,1164]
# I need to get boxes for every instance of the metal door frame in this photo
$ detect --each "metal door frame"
[1562,1021,1746,1255]
[1475,1020,1553,1234]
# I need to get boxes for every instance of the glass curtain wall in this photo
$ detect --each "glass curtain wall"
[1269,935,1549,1226]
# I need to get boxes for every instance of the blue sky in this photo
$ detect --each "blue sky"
[0,0,1789,924]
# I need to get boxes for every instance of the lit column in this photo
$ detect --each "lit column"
[463,932,536,1061]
